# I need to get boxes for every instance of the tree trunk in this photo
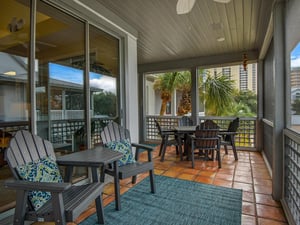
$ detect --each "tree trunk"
[160,98,168,115]
[160,92,172,115]
[177,90,191,116]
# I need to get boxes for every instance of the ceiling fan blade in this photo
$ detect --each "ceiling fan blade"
[36,41,57,48]
[176,0,196,15]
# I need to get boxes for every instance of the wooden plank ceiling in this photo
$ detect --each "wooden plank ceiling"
[97,0,275,66]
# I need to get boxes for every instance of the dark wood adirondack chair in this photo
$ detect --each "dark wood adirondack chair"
[100,121,156,203]
[4,130,105,225]
[154,119,183,162]
[220,117,239,160]
[189,120,221,168]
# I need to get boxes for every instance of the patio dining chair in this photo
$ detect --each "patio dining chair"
[189,120,221,168]
[154,119,183,162]
[220,117,239,160]
[4,130,105,225]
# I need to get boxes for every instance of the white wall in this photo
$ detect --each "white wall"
[145,80,156,115]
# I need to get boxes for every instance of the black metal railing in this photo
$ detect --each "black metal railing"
[50,118,112,150]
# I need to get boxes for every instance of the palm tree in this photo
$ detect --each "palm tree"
[200,71,235,116]
[233,90,257,116]
[153,70,235,116]
[176,71,191,115]
[153,71,191,115]
[153,72,178,115]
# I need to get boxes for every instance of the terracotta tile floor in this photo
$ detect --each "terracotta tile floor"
[35,145,288,225]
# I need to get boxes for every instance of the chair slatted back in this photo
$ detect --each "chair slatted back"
[179,116,193,126]
[100,121,131,144]
[225,117,239,141]
[194,120,219,149]
[154,119,176,139]
[154,119,163,136]
[5,130,55,179]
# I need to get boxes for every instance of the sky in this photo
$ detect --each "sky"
[291,42,300,68]
[49,62,116,93]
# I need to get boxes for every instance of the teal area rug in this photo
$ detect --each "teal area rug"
[80,175,242,225]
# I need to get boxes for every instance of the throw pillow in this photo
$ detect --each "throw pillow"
[16,155,63,210]
[105,138,136,166]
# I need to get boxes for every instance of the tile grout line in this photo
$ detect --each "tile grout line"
[250,153,259,225]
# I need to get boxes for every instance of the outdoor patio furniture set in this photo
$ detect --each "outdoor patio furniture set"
[155,117,240,168]
[4,121,155,225]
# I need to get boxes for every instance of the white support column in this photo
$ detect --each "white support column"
[172,89,177,116]
[124,35,139,143]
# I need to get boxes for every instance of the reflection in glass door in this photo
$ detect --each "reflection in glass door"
[0,0,30,213]
[290,42,300,132]
[89,25,119,147]
[35,1,87,180]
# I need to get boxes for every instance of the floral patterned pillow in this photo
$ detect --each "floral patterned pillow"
[16,155,63,210]
[105,138,136,166]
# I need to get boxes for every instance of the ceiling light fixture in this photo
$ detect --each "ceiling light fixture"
[4,71,16,76]
[7,17,25,33]
[213,0,231,3]
[176,0,196,15]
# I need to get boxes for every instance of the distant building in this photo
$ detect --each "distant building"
[205,63,257,93]
[291,67,300,87]
[290,67,300,103]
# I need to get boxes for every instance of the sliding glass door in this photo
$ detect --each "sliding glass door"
[0,0,122,212]
[35,1,87,180]
[89,24,119,147]
[0,0,31,213]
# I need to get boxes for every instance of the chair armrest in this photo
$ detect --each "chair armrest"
[5,180,71,193]
[132,143,154,153]
[219,131,237,135]
[161,127,176,132]
[131,143,155,161]
[219,131,237,140]
[187,134,195,140]
[161,130,177,136]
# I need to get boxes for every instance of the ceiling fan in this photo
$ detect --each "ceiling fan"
[176,0,232,15]
[0,17,56,51]
[176,0,196,15]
